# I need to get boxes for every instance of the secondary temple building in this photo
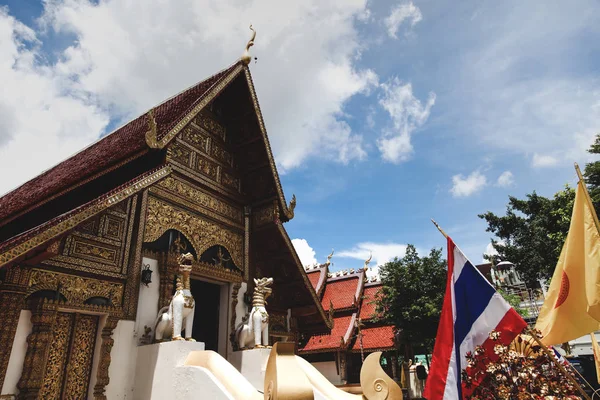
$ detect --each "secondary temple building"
[0,52,334,398]
[298,255,398,386]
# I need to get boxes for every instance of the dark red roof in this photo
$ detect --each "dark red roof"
[359,285,383,321]
[0,62,240,226]
[300,315,354,352]
[321,277,359,310]
[307,270,322,291]
[352,325,395,351]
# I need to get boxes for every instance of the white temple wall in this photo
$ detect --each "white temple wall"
[1,310,32,395]
[135,257,160,339]
[311,361,342,385]
[105,320,137,399]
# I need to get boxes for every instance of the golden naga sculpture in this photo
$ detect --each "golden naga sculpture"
[241,25,256,66]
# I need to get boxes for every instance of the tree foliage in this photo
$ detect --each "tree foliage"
[478,186,575,285]
[375,245,446,351]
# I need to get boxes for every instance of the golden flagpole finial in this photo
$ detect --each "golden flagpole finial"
[241,25,256,66]
[431,218,449,239]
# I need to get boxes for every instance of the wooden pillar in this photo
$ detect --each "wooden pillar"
[17,298,58,400]
[0,266,30,389]
[391,353,399,382]
[93,316,119,400]
[339,351,348,384]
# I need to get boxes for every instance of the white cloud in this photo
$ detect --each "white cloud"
[450,170,487,198]
[496,170,514,187]
[0,0,379,195]
[384,2,423,39]
[338,241,409,277]
[0,7,109,196]
[377,78,435,163]
[532,153,559,168]
[292,238,317,266]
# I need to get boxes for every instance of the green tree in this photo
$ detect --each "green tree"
[498,289,529,318]
[478,186,575,285]
[375,245,446,353]
[584,133,600,208]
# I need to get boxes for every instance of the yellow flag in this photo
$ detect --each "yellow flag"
[535,180,600,345]
[591,333,600,382]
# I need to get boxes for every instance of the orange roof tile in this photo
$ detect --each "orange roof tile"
[307,270,322,291]
[352,325,395,351]
[359,285,383,321]
[321,277,359,310]
[300,315,354,353]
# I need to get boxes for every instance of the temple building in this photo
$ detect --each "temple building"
[0,50,333,398]
[298,254,398,386]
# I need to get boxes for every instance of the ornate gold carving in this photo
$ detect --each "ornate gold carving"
[18,299,59,400]
[39,312,71,398]
[194,153,218,180]
[253,203,276,227]
[93,316,119,399]
[182,126,209,152]
[221,171,239,192]
[153,176,243,224]
[151,64,242,149]
[192,261,242,283]
[167,142,193,166]
[211,143,232,165]
[145,109,160,148]
[64,314,99,398]
[0,166,171,269]
[102,215,124,241]
[72,241,117,263]
[144,196,243,267]
[194,114,226,141]
[123,191,149,320]
[28,269,123,305]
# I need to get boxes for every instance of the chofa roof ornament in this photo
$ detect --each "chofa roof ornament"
[364,252,372,269]
[241,25,256,66]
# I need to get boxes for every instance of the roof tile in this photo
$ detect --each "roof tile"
[321,277,359,310]
[300,315,354,352]
[352,325,395,351]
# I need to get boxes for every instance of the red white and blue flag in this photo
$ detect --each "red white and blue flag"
[423,237,527,399]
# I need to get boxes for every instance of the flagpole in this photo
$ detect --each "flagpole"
[525,327,592,400]
[431,219,448,239]
[575,162,600,237]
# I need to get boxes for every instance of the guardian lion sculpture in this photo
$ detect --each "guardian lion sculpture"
[155,253,196,341]
[236,277,273,349]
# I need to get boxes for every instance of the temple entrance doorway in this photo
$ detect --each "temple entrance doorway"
[190,279,221,351]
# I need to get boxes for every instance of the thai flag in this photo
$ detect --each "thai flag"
[423,237,527,399]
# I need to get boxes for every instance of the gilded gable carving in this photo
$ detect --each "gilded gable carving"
[167,142,192,166]
[28,269,124,305]
[181,126,209,153]
[211,143,232,166]
[222,171,240,192]
[144,196,243,267]
[43,199,133,276]
[194,113,225,141]
[194,154,218,180]
[153,176,243,224]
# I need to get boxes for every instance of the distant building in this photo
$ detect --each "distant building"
[298,259,398,385]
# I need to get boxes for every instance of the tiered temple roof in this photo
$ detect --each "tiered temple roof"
[299,261,396,354]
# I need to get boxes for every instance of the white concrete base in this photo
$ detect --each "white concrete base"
[228,348,272,391]
[133,341,205,400]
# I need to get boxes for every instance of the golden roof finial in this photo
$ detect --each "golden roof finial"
[241,25,256,66]
[325,249,334,266]
[364,252,372,269]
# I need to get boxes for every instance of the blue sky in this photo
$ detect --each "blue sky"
[1,0,599,275]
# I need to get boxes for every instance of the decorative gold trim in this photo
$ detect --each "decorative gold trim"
[145,109,160,148]
[151,64,243,149]
[27,269,124,305]
[229,282,242,351]
[191,261,243,283]
[123,190,149,320]
[144,196,244,267]
[41,258,127,280]
[93,316,119,400]
[0,166,171,269]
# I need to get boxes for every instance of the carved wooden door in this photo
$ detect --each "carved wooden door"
[39,312,99,399]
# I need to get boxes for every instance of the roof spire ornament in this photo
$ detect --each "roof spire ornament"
[325,249,334,266]
[241,25,256,66]
[364,252,372,269]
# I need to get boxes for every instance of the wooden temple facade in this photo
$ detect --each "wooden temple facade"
[0,59,331,399]
[298,258,399,386]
